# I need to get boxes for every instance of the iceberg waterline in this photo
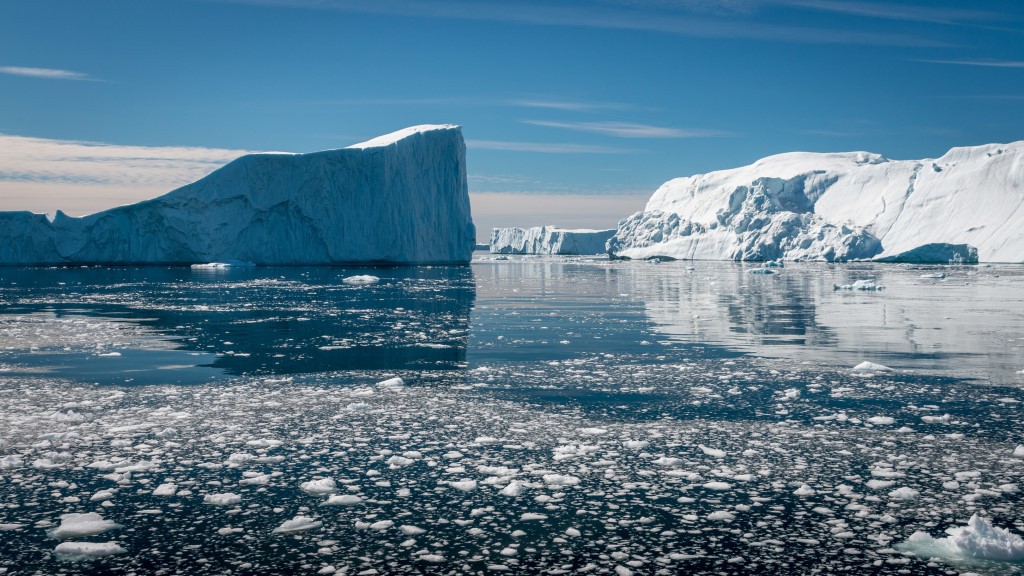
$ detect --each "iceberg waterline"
[0,125,475,266]
[608,141,1024,263]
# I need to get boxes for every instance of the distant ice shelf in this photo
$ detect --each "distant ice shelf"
[609,141,1024,263]
[0,125,475,265]
[490,226,615,255]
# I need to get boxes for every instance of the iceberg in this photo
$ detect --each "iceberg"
[609,142,1024,263]
[490,226,615,255]
[0,125,475,265]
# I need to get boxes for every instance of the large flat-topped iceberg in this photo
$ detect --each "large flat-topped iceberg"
[0,124,475,265]
[490,226,615,255]
[609,141,1024,263]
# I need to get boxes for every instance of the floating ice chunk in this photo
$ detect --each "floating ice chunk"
[90,490,114,502]
[449,480,477,492]
[347,402,370,411]
[793,484,816,497]
[1013,445,1024,458]
[0,455,23,470]
[867,416,895,425]
[419,554,445,563]
[889,487,920,500]
[747,268,776,275]
[203,493,242,506]
[543,474,580,487]
[520,513,548,521]
[191,261,255,269]
[400,525,426,535]
[703,481,732,491]
[376,377,405,388]
[324,494,363,506]
[500,481,524,497]
[53,541,126,561]
[0,523,25,531]
[834,280,884,291]
[387,455,415,468]
[653,457,683,467]
[900,514,1024,562]
[579,427,608,436]
[707,511,735,522]
[853,361,893,372]
[368,520,394,531]
[301,478,337,496]
[565,527,581,537]
[623,440,649,450]
[273,516,322,534]
[866,479,895,490]
[49,513,121,540]
[342,275,380,286]
[921,414,952,425]
[698,445,726,458]
[152,483,177,497]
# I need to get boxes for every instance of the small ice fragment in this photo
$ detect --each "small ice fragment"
[301,478,337,496]
[273,516,323,534]
[623,440,649,450]
[520,513,548,521]
[793,484,816,497]
[698,445,726,458]
[867,416,895,425]
[90,490,114,502]
[565,527,581,537]
[449,480,477,492]
[368,520,393,531]
[889,487,919,501]
[707,511,735,522]
[500,481,524,497]
[53,541,126,561]
[400,525,426,535]
[703,481,732,491]
[49,513,121,540]
[542,474,580,487]
[853,361,893,372]
[323,494,362,506]
[152,483,177,497]
[203,493,242,506]
[579,427,607,436]
[376,377,405,388]
[1013,445,1024,458]
[342,275,380,285]
[921,414,952,425]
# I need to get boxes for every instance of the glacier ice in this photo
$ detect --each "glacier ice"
[900,514,1024,563]
[490,226,615,255]
[609,142,1024,263]
[0,125,475,265]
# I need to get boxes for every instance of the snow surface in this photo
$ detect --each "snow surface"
[490,226,615,255]
[609,141,1024,262]
[0,125,474,265]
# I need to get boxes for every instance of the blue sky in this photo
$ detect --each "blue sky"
[1,0,1023,237]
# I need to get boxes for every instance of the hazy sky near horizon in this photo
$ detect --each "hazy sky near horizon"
[1,0,1023,237]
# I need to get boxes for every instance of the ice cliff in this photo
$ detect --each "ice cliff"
[0,125,475,265]
[609,142,1024,263]
[490,226,616,255]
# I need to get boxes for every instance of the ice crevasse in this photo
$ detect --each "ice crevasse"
[609,141,1024,263]
[0,125,476,265]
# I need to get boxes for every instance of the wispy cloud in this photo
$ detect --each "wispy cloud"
[0,133,272,215]
[770,0,999,26]
[919,59,1024,69]
[524,120,728,138]
[216,0,950,46]
[0,66,95,81]
[467,139,632,154]
[508,99,634,112]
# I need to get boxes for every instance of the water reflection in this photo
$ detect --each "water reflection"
[0,265,476,382]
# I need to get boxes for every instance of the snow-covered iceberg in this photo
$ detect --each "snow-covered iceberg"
[0,125,475,265]
[609,142,1024,263]
[490,226,615,255]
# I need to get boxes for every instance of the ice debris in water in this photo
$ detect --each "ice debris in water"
[301,478,337,496]
[203,493,242,506]
[834,279,883,291]
[852,361,893,372]
[273,516,323,534]
[900,514,1024,563]
[53,541,127,561]
[342,275,380,286]
[190,261,256,269]
[1014,445,1024,457]
[48,513,121,540]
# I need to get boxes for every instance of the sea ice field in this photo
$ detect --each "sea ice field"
[1,256,1022,575]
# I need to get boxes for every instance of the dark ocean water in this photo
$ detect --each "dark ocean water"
[0,257,1021,575]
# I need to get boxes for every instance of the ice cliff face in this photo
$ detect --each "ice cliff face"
[609,142,1024,263]
[0,125,475,265]
[490,226,616,255]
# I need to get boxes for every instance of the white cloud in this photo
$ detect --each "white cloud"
[0,66,94,81]
[524,120,728,138]
[0,133,264,215]
[467,139,632,154]
[508,99,634,112]
[920,59,1024,69]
